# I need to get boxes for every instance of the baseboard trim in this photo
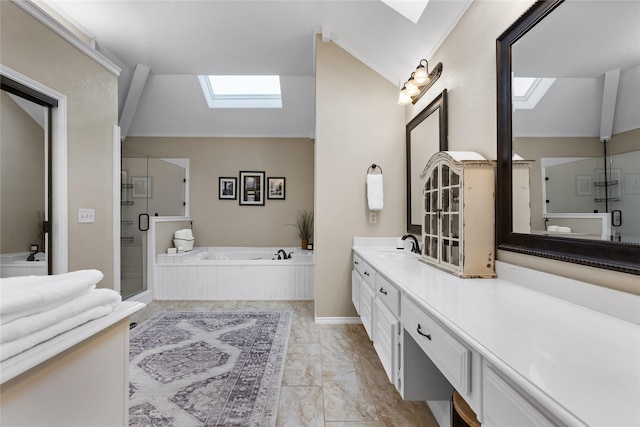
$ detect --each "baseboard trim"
[315,316,362,324]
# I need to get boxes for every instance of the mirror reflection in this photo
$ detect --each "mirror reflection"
[406,89,448,234]
[511,0,640,244]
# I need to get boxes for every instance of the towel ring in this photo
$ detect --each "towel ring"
[367,164,383,174]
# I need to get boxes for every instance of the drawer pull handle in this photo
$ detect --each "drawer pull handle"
[364,271,370,276]
[417,324,431,340]
[379,288,388,295]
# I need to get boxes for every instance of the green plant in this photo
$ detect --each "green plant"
[291,209,313,241]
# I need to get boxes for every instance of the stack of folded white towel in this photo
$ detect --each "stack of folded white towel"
[0,270,121,362]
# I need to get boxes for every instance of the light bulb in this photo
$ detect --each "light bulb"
[414,61,430,86]
[405,78,419,97]
[398,90,412,105]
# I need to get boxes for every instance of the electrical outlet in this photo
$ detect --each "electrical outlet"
[78,208,95,223]
[369,212,377,224]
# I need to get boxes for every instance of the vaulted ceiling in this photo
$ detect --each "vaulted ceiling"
[46,0,472,139]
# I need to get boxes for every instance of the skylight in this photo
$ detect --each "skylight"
[198,75,282,109]
[380,0,429,24]
[513,77,555,110]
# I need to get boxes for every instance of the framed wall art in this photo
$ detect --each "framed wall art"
[219,177,237,200]
[239,171,265,206]
[267,177,286,200]
[575,175,592,196]
[132,176,152,198]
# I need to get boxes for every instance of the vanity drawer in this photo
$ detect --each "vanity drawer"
[360,261,376,289]
[353,253,364,274]
[402,296,470,394]
[376,274,400,317]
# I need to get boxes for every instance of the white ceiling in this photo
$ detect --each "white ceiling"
[512,0,640,138]
[45,0,472,139]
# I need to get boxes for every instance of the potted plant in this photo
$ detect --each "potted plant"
[291,209,313,249]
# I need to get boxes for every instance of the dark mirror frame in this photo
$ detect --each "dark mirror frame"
[406,89,448,235]
[496,0,640,275]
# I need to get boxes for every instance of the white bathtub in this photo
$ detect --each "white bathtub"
[154,247,314,300]
[0,252,47,278]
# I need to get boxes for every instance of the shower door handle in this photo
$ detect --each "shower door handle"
[138,213,149,231]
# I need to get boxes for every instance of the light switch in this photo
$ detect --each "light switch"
[79,208,95,223]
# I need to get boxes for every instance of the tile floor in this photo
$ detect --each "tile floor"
[130,300,439,427]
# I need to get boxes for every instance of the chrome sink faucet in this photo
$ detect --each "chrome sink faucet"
[401,234,421,254]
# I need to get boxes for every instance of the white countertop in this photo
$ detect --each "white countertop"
[354,243,640,427]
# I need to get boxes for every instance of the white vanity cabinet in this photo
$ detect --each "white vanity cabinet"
[352,241,640,427]
[352,252,402,388]
[419,151,496,278]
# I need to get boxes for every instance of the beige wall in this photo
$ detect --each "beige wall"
[406,0,638,295]
[123,137,314,248]
[1,2,118,287]
[0,92,45,253]
[315,37,406,318]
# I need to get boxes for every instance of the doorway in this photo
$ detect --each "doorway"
[0,77,56,277]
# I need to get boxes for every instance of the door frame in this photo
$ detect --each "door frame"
[1,65,68,274]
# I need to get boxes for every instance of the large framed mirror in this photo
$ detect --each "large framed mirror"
[496,0,640,275]
[406,89,448,234]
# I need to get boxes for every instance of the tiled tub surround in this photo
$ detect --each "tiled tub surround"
[155,247,314,300]
[0,252,46,278]
[353,237,640,427]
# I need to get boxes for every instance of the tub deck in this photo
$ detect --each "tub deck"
[155,247,315,300]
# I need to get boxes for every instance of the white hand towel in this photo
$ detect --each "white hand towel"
[367,173,383,211]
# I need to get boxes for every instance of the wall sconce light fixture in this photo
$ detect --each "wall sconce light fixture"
[398,59,443,105]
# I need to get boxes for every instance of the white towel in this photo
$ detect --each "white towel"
[0,269,103,324]
[1,288,121,344]
[0,289,121,362]
[367,173,384,211]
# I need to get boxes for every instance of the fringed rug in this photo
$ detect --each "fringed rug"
[129,311,292,427]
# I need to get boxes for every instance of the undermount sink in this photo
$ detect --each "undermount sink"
[373,249,415,259]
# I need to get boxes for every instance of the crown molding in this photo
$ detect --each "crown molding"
[11,0,121,77]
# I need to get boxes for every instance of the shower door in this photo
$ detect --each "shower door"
[121,147,186,299]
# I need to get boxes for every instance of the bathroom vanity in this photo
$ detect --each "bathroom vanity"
[352,237,640,427]
[0,301,144,426]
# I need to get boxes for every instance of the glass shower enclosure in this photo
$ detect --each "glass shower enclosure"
[121,147,186,299]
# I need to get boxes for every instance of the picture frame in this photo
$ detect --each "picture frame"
[219,177,237,200]
[267,177,286,200]
[624,173,640,195]
[575,175,592,196]
[132,176,152,198]
[239,171,265,206]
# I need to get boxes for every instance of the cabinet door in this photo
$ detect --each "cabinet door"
[360,281,375,340]
[483,365,559,427]
[423,165,440,262]
[351,269,361,315]
[373,298,398,385]
[439,163,462,269]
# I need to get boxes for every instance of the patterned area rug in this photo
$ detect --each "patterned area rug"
[129,311,292,427]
